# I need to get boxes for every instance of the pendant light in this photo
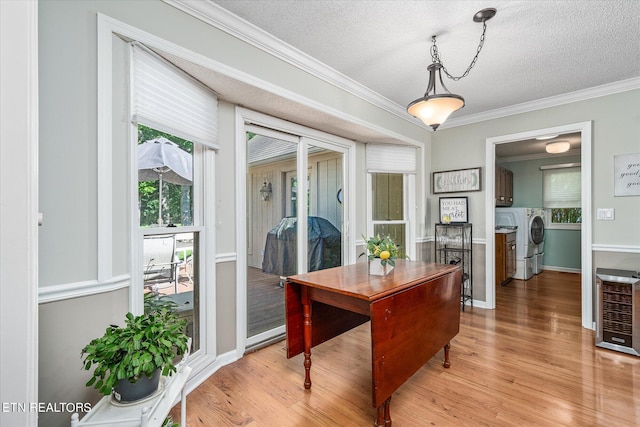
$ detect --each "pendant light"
[407,8,496,131]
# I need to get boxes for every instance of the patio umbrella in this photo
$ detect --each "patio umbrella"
[138,137,192,225]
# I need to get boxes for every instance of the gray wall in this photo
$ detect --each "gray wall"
[37,2,427,426]
[35,1,640,426]
[431,89,640,305]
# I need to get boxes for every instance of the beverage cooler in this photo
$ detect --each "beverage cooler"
[596,268,640,356]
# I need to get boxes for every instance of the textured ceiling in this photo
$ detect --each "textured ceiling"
[160,0,639,153]
[209,0,640,122]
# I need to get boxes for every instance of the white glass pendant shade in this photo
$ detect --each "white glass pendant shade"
[407,95,464,130]
[407,63,464,130]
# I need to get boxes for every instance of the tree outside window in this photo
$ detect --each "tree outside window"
[138,125,193,227]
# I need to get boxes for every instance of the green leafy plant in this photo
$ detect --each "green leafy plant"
[360,234,407,267]
[162,416,179,427]
[80,304,189,396]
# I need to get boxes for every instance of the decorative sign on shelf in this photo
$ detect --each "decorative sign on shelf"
[439,197,468,224]
[432,167,481,194]
[614,153,640,196]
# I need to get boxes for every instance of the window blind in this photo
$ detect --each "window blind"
[543,167,581,208]
[366,144,417,173]
[132,43,219,149]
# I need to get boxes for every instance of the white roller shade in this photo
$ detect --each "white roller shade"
[366,144,417,173]
[543,167,581,208]
[132,43,218,149]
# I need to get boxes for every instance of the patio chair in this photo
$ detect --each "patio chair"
[143,234,180,294]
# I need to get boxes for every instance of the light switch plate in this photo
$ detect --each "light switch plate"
[596,208,615,220]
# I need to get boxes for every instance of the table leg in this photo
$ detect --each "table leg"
[375,397,392,427]
[443,342,451,368]
[302,287,312,390]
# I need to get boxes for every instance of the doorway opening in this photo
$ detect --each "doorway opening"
[485,122,593,329]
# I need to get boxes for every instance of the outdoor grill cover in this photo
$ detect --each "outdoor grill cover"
[262,216,341,276]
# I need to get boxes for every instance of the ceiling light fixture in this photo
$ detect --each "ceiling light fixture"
[545,141,571,154]
[536,134,559,140]
[407,8,496,131]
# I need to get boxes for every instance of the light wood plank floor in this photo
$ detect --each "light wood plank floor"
[247,267,284,338]
[170,270,640,426]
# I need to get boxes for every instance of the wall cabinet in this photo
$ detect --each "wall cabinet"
[495,231,516,286]
[495,165,513,206]
[435,223,472,310]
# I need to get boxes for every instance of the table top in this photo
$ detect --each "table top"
[286,260,460,302]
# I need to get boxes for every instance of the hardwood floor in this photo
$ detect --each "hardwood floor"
[247,267,284,337]
[170,270,640,426]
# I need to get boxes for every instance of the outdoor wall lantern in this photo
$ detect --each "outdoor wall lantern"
[407,8,496,131]
[260,181,272,201]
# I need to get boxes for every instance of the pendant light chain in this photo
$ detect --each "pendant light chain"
[430,20,488,81]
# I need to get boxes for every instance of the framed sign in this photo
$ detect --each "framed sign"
[614,153,640,196]
[439,197,468,223]
[432,167,481,194]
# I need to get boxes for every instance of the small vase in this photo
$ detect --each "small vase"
[369,258,394,276]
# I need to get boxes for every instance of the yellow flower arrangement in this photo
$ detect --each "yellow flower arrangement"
[360,234,406,267]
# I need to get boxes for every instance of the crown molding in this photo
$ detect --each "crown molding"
[164,1,639,134]
[442,77,640,129]
[163,0,419,126]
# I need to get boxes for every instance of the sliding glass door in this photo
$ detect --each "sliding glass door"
[244,128,346,349]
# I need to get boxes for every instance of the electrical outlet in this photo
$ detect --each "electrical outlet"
[596,208,615,220]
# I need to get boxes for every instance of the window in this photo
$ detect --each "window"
[131,42,218,357]
[372,173,406,250]
[366,144,416,259]
[138,125,194,227]
[542,164,581,228]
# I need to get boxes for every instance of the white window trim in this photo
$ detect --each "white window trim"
[544,216,581,231]
[95,13,219,384]
[366,172,416,261]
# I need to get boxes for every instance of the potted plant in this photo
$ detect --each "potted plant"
[80,300,189,403]
[360,234,407,276]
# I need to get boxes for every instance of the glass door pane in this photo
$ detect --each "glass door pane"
[245,131,347,347]
[306,140,344,272]
[246,132,298,339]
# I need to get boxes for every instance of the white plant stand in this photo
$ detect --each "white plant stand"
[71,365,190,427]
[71,340,192,427]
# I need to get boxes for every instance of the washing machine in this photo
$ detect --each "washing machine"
[495,207,546,280]
[531,208,545,274]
